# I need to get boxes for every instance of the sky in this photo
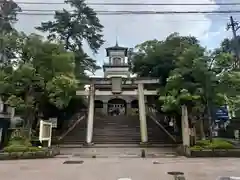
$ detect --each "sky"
[14,0,240,76]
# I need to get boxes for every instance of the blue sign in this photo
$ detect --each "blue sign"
[214,105,229,121]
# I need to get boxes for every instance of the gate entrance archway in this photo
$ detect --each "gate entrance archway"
[108,98,126,116]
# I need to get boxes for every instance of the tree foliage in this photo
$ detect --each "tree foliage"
[132,33,240,125]
[46,74,78,109]
[36,0,104,75]
[131,33,199,85]
[0,0,21,65]
[0,0,21,33]
[0,0,106,132]
[0,32,78,128]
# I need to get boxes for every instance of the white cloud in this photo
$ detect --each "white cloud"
[14,0,219,76]
[200,25,232,50]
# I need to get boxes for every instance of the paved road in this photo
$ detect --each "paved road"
[0,157,240,180]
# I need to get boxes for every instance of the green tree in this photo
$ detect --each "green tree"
[220,71,240,117]
[160,42,240,140]
[0,0,21,33]
[132,33,240,142]
[46,74,78,109]
[214,36,240,69]
[0,33,78,132]
[212,47,240,117]
[159,45,219,141]
[36,0,104,76]
[131,33,199,85]
[0,0,21,64]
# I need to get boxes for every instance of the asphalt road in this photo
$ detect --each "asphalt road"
[0,157,239,180]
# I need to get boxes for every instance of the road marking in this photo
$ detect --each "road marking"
[118,178,132,180]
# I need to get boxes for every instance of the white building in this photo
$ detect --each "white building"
[76,43,160,145]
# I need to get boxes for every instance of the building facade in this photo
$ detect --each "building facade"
[76,43,159,145]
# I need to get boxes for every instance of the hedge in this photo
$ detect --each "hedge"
[190,139,234,150]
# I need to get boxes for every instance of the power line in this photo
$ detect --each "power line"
[8,2,240,6]
[16,12,238,21]
[17,13,237,23]
[18,10,240,14]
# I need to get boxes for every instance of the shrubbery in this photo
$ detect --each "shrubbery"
[4,145,42,153]
[3,129,43,153]
[190,139,234,150]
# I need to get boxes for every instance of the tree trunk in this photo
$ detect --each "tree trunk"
[24,109,34,138]
[199,118,206,140]
[193,125,197,145]
[24,86,35,139]
[207,105,213,142]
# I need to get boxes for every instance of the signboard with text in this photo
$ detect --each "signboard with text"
[214,105,229,122]
[49,118,57,128]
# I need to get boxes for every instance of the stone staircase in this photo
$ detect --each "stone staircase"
[147,116,176,144]
[93,115,141,144]
[147,106,181,143]
[60,111,177,145]
[92,114,176,145]
[61,114,87,144]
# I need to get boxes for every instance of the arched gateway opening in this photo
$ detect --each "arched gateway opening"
[94,100,103,113]
[130,100,138,108]
[94,100,103,108]
[108,98,126,116]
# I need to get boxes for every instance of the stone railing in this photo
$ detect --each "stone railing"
[146,105,165,122]
[146,105,177,143]
[147,105,158,115]
[65,111,86,129]
[58,112,86,141]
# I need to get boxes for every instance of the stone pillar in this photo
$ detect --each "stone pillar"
[181,105,190,147]
[127,103,131,115]
[138,83,148,143]
[86,85,95,144]
[103,102,108,115]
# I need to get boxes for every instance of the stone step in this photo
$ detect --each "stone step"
[94,124,140,126]
[65,137,140,140]
[62,142,170,145]
[93,134,140,137]
[60,143,177,148]
[92,138,165,141]
[59,147,178,158]
[93,131,140,134]
[94,127,140,129]
[92,139,166,142]
[61,114,177,145]
[93,135,141,137]
[94,126,140,129]
[93,138,141,141]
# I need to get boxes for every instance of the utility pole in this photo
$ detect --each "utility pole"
[227,16,240,69]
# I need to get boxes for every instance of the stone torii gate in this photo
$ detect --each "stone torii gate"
[76,77,159,145]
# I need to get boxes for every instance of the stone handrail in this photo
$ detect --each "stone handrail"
[147,105,165,121]
[58,113,86,141]
[66,111,84,128]
[147,105,177,143]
